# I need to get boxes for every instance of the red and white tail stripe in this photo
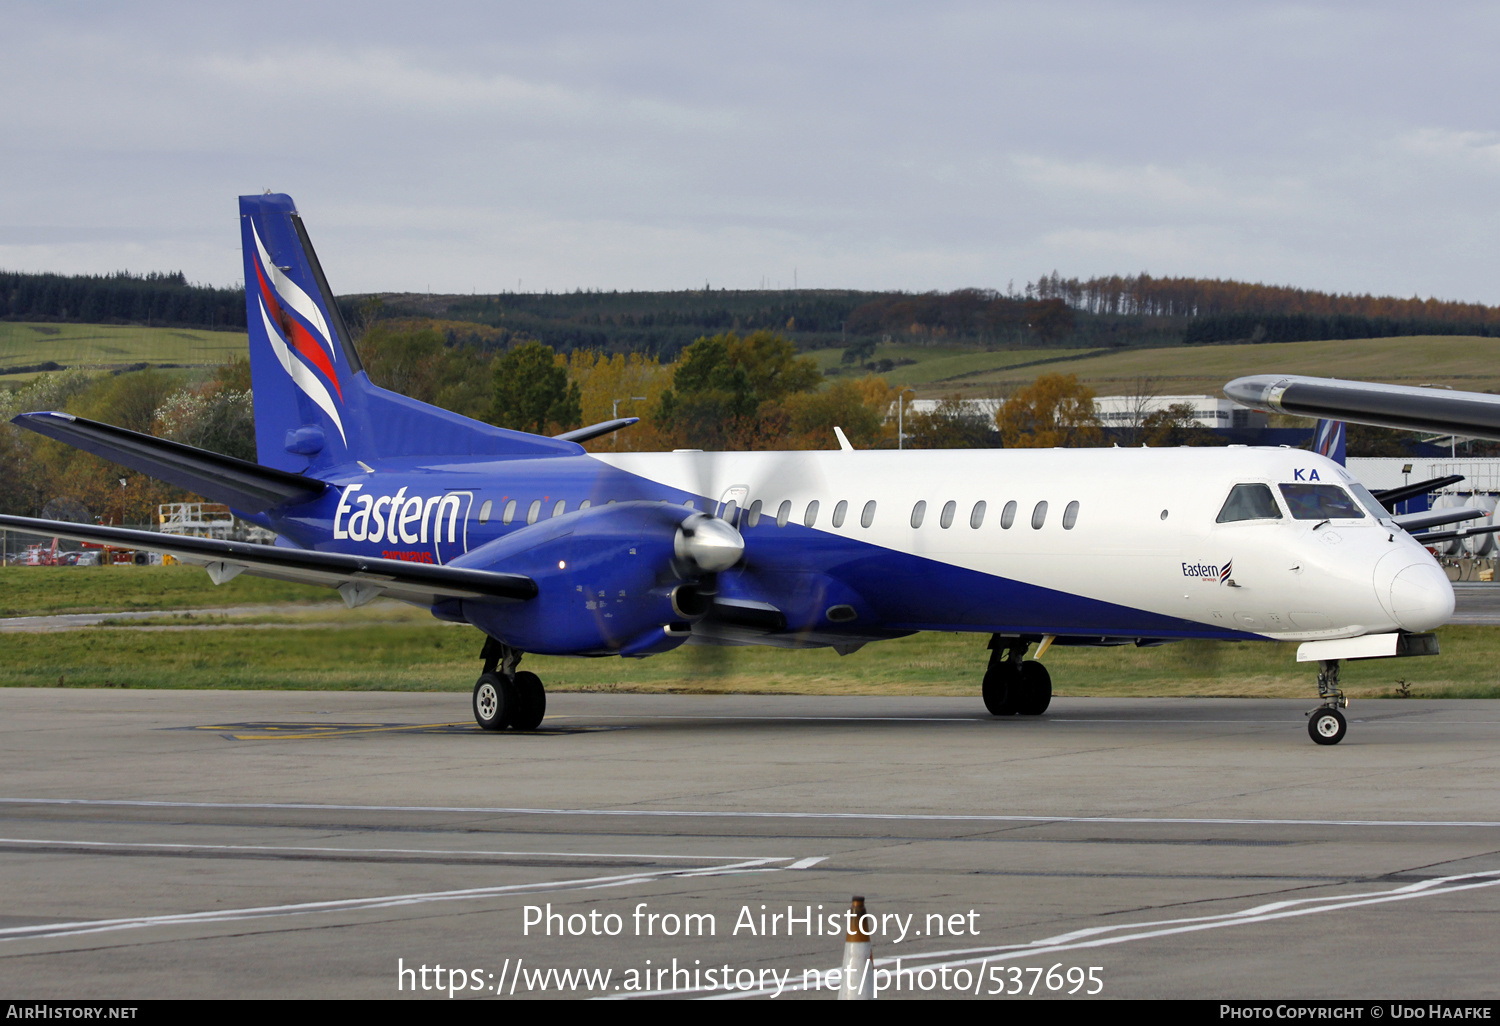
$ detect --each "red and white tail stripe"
[250,223,347,444]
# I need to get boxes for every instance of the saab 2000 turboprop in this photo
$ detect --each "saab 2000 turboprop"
[0,194,1462,744]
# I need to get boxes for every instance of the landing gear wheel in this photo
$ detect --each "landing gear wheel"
[473,672,516,731]
[1015,661,1052,716]
[509,670,547,731]
[1308,707,1346,745]
[982,665,1018,715]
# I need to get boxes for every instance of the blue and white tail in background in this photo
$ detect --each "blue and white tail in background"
[1314,419,1346,465]
[240,193,583,472]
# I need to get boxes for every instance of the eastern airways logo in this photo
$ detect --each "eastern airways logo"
[1183,559,1233,584]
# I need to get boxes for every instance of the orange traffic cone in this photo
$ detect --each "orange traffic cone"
[838,896,875,1000]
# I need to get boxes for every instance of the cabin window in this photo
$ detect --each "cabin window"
[861,500,877,528]
[1279,484,1364,520]
[970,500,987,528]
[832,500,848,528]
[552,499,566,518]
[502,499,517,525]
[1062,500,1080,530]
[478,499,493,524]
[1031,500,1048,529]
[1000,500,1017,529]
[579,499,591,510]
[940,500,956,529]
[804,500,820,527]
[746,499,763,527]
[683,500,695,509]
[1217,484,1282,523]
[722,499,739,525]
[910,500,926,528]
[776,500,791,527]
[526,500,541,525]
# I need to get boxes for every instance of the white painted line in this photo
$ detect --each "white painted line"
[787,857,829,869]
[0,856,805,943]
[617,869,1500,1000]
[5,797,1497,829]
[0,837,786,863]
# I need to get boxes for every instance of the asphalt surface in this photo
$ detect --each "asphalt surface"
[2,689,1498,1001]
[1449,582,1500,625]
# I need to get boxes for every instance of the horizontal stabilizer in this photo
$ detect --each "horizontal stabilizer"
[1371,475,1466,508]
[553,417,639,444]
[1411,522,1500,544]
[1391,506,1486,532]
[0,515,536,607]
[12,412,326,513]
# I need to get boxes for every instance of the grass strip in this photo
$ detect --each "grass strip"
[6,622,1497,699]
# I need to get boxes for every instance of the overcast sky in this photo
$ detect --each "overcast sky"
[1,2,1496,302]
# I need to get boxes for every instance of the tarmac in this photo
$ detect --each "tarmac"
[2,688,1499,1000]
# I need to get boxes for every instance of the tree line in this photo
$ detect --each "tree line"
[1030,271,1500,325]
[1,271,246,330]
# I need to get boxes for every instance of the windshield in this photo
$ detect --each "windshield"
[1216,484,1283,523]
[1279,483,1365,520]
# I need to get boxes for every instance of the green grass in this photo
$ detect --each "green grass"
[806,344,1065,386]
[0,566,329,617]
[0,323,247,378]
[3,613,1496,699]
[805,335,1500,398]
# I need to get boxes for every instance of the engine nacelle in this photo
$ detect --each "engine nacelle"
[441,501,740,656]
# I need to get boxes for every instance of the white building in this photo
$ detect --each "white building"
[1092,394,1267,430]
[902,394,1265,429]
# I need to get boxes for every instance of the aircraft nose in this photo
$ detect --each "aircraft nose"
[1379,559,1454,632]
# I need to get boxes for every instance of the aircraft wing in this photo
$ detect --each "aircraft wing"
[1224,374,1500,441]
[0,515,536,608]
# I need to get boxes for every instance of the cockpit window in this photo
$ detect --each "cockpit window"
[1278,483,1365,520]
[1348,481,1390,519]
[1216,484,1283,523]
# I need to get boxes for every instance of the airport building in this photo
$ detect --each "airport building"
[903,395,1269,430]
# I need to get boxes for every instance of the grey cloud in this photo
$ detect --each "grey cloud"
[1,2,1497,300]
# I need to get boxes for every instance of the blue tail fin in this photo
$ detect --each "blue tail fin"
[240,193,580,472]
[1314,419,1346,465]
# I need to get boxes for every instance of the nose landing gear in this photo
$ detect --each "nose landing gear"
[1307,658,1348,745]
[472,636,547,732]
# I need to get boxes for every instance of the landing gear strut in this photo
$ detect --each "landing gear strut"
[472,637,547,732]
[1307,658,1348,746]
[983,636,1052,717]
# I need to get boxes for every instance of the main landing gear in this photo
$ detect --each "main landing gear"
[982,636,1052,717]
[472,637,547,732]
[1307,658,1348,746]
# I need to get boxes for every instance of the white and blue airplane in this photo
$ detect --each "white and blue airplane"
[0,195,1464,744]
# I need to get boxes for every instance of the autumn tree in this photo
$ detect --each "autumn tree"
[655,331,821,449]
[904,396,1000,449]
[996,373,1104,448]
[490,340,581,435]
[359,321,494,420]
[779,375,895,449]
[566,350,675,451]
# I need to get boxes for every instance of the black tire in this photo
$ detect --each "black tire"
[982,664,1019,715]
[1015,661,1052,716]
[1308,707,1346,745]
[473,672,516,731]
[510,670,547,731]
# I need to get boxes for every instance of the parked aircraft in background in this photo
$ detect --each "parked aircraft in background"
[0,198,1468,744]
